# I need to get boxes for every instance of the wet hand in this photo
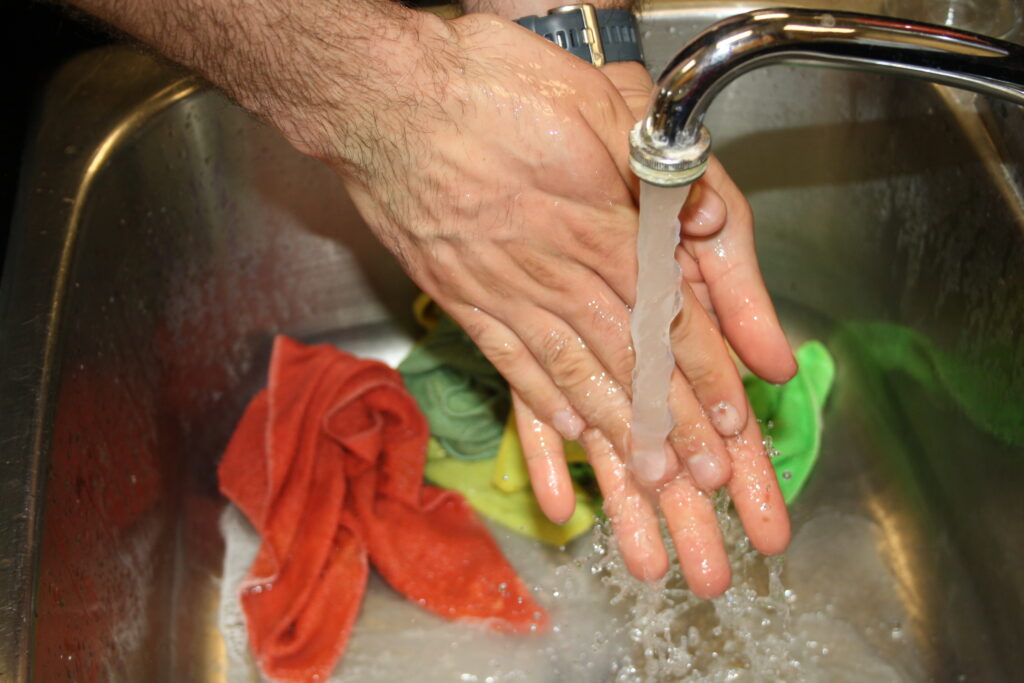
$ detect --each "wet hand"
[312,14,787,594]
[511,59,795,596]
[597,61,794,594]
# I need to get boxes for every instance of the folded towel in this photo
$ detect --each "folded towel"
[218,336,547,683]
[398,315,510,460]
[744,341,836,504]
[425,410,600,547]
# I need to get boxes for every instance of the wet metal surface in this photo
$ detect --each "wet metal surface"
[1,2,1022,680]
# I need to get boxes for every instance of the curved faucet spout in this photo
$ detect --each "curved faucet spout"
[630,7,1024,186]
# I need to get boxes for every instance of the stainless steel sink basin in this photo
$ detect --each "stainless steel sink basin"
[2,2,1022,681]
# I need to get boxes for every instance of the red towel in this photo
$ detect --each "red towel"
[218,336,548,682]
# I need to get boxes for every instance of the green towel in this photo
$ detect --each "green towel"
[398,315,510,460]
[832,321,1024,448]
[745,341,836,504]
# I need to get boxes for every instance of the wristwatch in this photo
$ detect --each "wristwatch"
[514,4,644,67]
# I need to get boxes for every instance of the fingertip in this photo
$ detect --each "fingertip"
[750,352,797,386]
[629,442,679,488]
[539,489,577,526]
[551,408,586,441]
[624,542,670,584]
[684,451,731,491]
[524,448,576,525]
[687,564,732,599]
[709,400,746,437]
[679,181,727,237]
[731,323,797,385]
[749,511,792,556]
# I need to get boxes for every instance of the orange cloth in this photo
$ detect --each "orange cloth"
[218,337,547,682]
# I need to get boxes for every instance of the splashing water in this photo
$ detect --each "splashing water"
[630,182,692,481]
[220,502,921,681]
[592,502,920,682]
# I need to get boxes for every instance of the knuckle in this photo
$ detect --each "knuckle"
[568,211,633,260]
[606,345,636,383]
[535,328,571,368]
[668,416,716,454]
[579,301,634,378]
[507,242,567,291]
[468,324,523,372]
[552,352,593,392]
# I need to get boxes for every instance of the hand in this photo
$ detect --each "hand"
[602,61,796,593]
[513,59,795,595]
[335,15,787,594]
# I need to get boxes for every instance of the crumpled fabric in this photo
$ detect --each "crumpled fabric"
[218,336,547,683]
[424,410,600,547]
[744,340,835,503]
[397,315,510,460]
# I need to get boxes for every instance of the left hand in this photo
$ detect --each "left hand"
[520,61,795,596]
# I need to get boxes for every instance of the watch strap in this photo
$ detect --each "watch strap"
[515,7,644,66]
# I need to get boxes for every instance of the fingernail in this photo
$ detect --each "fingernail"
[552,409,585,441]
[694,207,716,229]
[631,448,667,485]
[710,401,742,436]
[687,452,722,490]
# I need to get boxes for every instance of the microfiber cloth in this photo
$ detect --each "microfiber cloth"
[744,341,836,504]
[217,336,547,683]
[398,315,510,460]
[425,411,601,547]
[832,321,1024,448]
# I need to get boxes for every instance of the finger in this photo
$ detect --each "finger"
[576,65,647,198]
[725,416,791,556]
[690,158,796,383]
[600,61,655,121]
[665,367,732,491]
[677,247,716,317]
[492,239,731,486]
[670,280,750,438]
[659,475,731,598]
[448,304,586,441]
[679,180,727,238]
[500,302,680,485]
[580,428,669,582]
[512,392,576,525]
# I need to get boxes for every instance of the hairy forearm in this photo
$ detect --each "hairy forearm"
[461,0,634,17]
[66,0,454,171]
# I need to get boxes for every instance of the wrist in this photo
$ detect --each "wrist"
[246,7,452,167]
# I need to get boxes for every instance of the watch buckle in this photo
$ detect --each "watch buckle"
[550,4,606,67]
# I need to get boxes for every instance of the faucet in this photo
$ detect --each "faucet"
[629,7,1024,186]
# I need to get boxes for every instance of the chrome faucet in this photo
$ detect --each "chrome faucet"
[629,7,1024,186]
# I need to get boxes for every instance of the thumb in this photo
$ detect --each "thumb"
[593,61,655,200]
[601,61,655,120]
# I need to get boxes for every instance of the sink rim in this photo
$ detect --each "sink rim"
[0,46,201,681]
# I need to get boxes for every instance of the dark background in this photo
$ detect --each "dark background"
[3,1,112,278]
[0,0,443,280]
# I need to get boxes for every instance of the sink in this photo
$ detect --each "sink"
[2,2,1022,680]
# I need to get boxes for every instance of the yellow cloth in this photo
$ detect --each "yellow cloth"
[425,411,599,547]
[492,416,588,492]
